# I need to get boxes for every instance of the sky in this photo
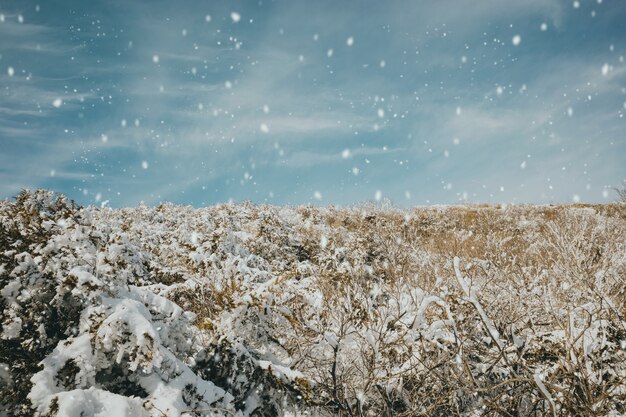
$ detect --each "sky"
[1,0,625,208]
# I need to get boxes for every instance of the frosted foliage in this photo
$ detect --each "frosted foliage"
[1,190,626,416]
[0,191,234,417]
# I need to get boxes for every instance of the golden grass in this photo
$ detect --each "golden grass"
[106,201,626,416]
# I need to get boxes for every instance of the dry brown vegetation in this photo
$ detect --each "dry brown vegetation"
[102,201,626,416]
[2,191,625,416]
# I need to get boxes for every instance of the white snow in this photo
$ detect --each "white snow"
[2,191,625,416]
[534,373,557,417]
[454,257,502,349]
[601,63,610,76]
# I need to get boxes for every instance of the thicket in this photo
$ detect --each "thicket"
[1,190,625,416]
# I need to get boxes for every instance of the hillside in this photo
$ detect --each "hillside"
[1,190,625,416]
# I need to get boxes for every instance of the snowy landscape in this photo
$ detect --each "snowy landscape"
[2,0,626,415]
[1,190,625,416]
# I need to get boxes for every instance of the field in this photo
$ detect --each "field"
[1,190,625,416]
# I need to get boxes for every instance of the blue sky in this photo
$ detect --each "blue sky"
[1,0,625,207]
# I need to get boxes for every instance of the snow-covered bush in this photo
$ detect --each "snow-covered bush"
[1,190,625,416]
[0,191,230,416]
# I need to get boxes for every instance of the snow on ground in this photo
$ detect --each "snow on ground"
[1,190,625,416]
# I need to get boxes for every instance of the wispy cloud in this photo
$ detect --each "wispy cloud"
[0,0,624,206]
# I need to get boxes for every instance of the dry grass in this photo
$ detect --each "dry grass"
[4,190,624,416]
[110,202,625,416]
